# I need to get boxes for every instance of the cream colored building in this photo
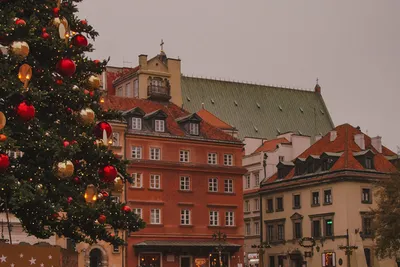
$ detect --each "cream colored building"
[259,124,398,267]
[242,133,311,266]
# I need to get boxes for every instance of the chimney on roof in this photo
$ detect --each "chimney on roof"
[330,131,337,142]
[354,133,365,150]
[314,78,321,94]
[371,136,382,153]
[138,54,148,70]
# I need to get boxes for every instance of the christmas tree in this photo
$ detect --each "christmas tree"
[0,0,145,246]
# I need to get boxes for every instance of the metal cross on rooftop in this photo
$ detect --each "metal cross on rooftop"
[160,39,164,51]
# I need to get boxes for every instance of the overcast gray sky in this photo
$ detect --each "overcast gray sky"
[78,0,399,151]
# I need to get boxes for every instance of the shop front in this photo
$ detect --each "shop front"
[134,240,242,267]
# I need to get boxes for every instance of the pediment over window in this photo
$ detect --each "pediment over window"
[290,212,303,220]
[176,113,202,124]
[143,109,168,120]
[122,107,146,118]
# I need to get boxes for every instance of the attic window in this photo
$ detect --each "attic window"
[322,158,334,171]
[186,96,191,101]
[299,107,304,113]
[278,168,285,180]
[234,101,238,106]
[155,119,165,132]
[211,99,215,104]
[278,105,283,111]
[132,117,142,130]
[295,165,303,176]
[365,157,373,169]
[256,103,261,108]
[307,162,314,173]
[189,122,199,136]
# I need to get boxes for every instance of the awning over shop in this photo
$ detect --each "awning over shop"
[134,240,242,254]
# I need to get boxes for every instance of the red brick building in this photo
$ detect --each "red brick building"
[103,95,246,267]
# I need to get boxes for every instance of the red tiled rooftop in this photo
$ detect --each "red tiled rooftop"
[263,123,397,185]
[102,96,241,143]
[197,109,235,130]
[254,137,290,153]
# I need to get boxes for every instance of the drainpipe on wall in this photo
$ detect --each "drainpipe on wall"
[123,130,128,267]
[260,153,268,267]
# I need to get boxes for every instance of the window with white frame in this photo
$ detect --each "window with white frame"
[113,245,120,253]
[131,146,142,159]
[224,154,233,166]
[244,200,250,212]
[131,117,142,130]
[155,119,165,132]
[245,175,250,189]
[125,82,133,98]
[133,208,143,219]
[189,123,199,135]
[245,223,251,236]
[180,176,190,191]
[209,211,219,226]
[208,178,218,192]
[150,147,161,160]
[179,150,190,162]
[180,209,191,225]
[224,179,233,193]
[254,198,260,211]
[208,153,217,165]
[112,132,120,146]
[150,174,161,189]
[254,172,260,187]
[255,222,260,235]
[150,209,161,224]
[133,79,139,98]
[225,211,235,226]
[131,173,142,188]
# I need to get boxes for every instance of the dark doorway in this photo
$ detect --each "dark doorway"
[291,259,302,267]
[89,248,102,267]
[180,256,191,267]
[364,248,371,267]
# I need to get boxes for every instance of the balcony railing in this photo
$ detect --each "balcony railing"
[147,85,171,101]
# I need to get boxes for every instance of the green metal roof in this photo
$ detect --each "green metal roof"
[181,76,334,140]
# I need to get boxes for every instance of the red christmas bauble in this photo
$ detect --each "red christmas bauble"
[122,205,131,213]
[73,176,81,184]
[0,154,10,172]
[15,18,26,26]
[93,60,100,65]
[80,19,87,25]
[98,214,106,224]
[56,58,76,77]
[16,102,35,121]
[99,165,117,183]
[41,32,50,40]
[72,34,88,47]
[101,191,109,198]
[67,197,73,204]
[63,140,70,147]
[53,7,60,17]
[94,122,112,139]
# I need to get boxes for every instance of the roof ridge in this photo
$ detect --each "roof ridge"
[181,74,315,93]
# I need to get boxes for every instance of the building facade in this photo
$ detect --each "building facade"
[103,93,246,267]
[242,133,311,266]
[259,124,398,267]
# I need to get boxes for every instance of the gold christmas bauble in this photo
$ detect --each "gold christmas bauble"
[55,160,74,179]
[79,108,95,125]
[87,75,100,90]
[113,177,124,193]
[0,112,6,130]
[10,41,29,58]
[53,18,61,27]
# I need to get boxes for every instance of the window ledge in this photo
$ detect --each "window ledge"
[323,202,332,206]
[252,210,260,213]
[208,225,238,229]
[361,201,372,204]
[112,251,120,254]
[180,225,194,228]
[293,206,301,210]
[110,145,122,149]
[266,210,274,213]
[311,204,320,207]
[130,187,145,190]
[147,224,164,227]
[148,188,163,192]
[275,209,284,212]
[178,190,193,193]
[208,191,236,196]
[244,211,251,214]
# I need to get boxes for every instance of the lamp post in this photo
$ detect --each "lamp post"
[213,230,227,267]
[251,242,271,267]
[339,229,358,267]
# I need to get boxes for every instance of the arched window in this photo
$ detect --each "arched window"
[90,248,103,267]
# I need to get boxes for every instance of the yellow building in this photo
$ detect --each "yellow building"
[259,124,398,267]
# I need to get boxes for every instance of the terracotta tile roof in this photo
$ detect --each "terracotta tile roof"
[197,109,235,130]
[263,123,397,185]
[254,137,290,153]
[102,96,241,143]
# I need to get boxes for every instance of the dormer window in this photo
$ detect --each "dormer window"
[278,168,285,180]
[322,158,334,171]
[132,117,142,130]
[307,162,314,173]
[155,119,165,132]
[365,157,373,169]
[189,123,199,135]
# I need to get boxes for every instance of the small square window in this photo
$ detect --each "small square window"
[324,189,332,204]
[133,208,143,219]
[208,153,217,165]
[180,209,191,225]
[365,158,373,169]
[293,194,301,209]
[131,173,142,188]
[224,154,233,166]
[131,146,142,159]
[225,211,235,226]
[276,197,284,211]
[362,188,372,203]
[267,199,274,212]
[180,150,190,162]
[131,117,142,130]
[150,147,161,160]
[150,209,161,224]
[209,211,219,226]
[208,178,218,192]
[155,119,165,132]
[113,245,120,253]
[180,176,190,191]
[112,132,120,146]
[312,191,320,206]
[150,174,161,189]
[189,123,199,135]
[224,179,233,193]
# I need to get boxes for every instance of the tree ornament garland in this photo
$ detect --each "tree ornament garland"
[99,165,117,183]
[16,101,35,121]
[56,58,76,77]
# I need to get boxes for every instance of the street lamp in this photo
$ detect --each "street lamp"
[251,242,271,266]
[213,230,227,267]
